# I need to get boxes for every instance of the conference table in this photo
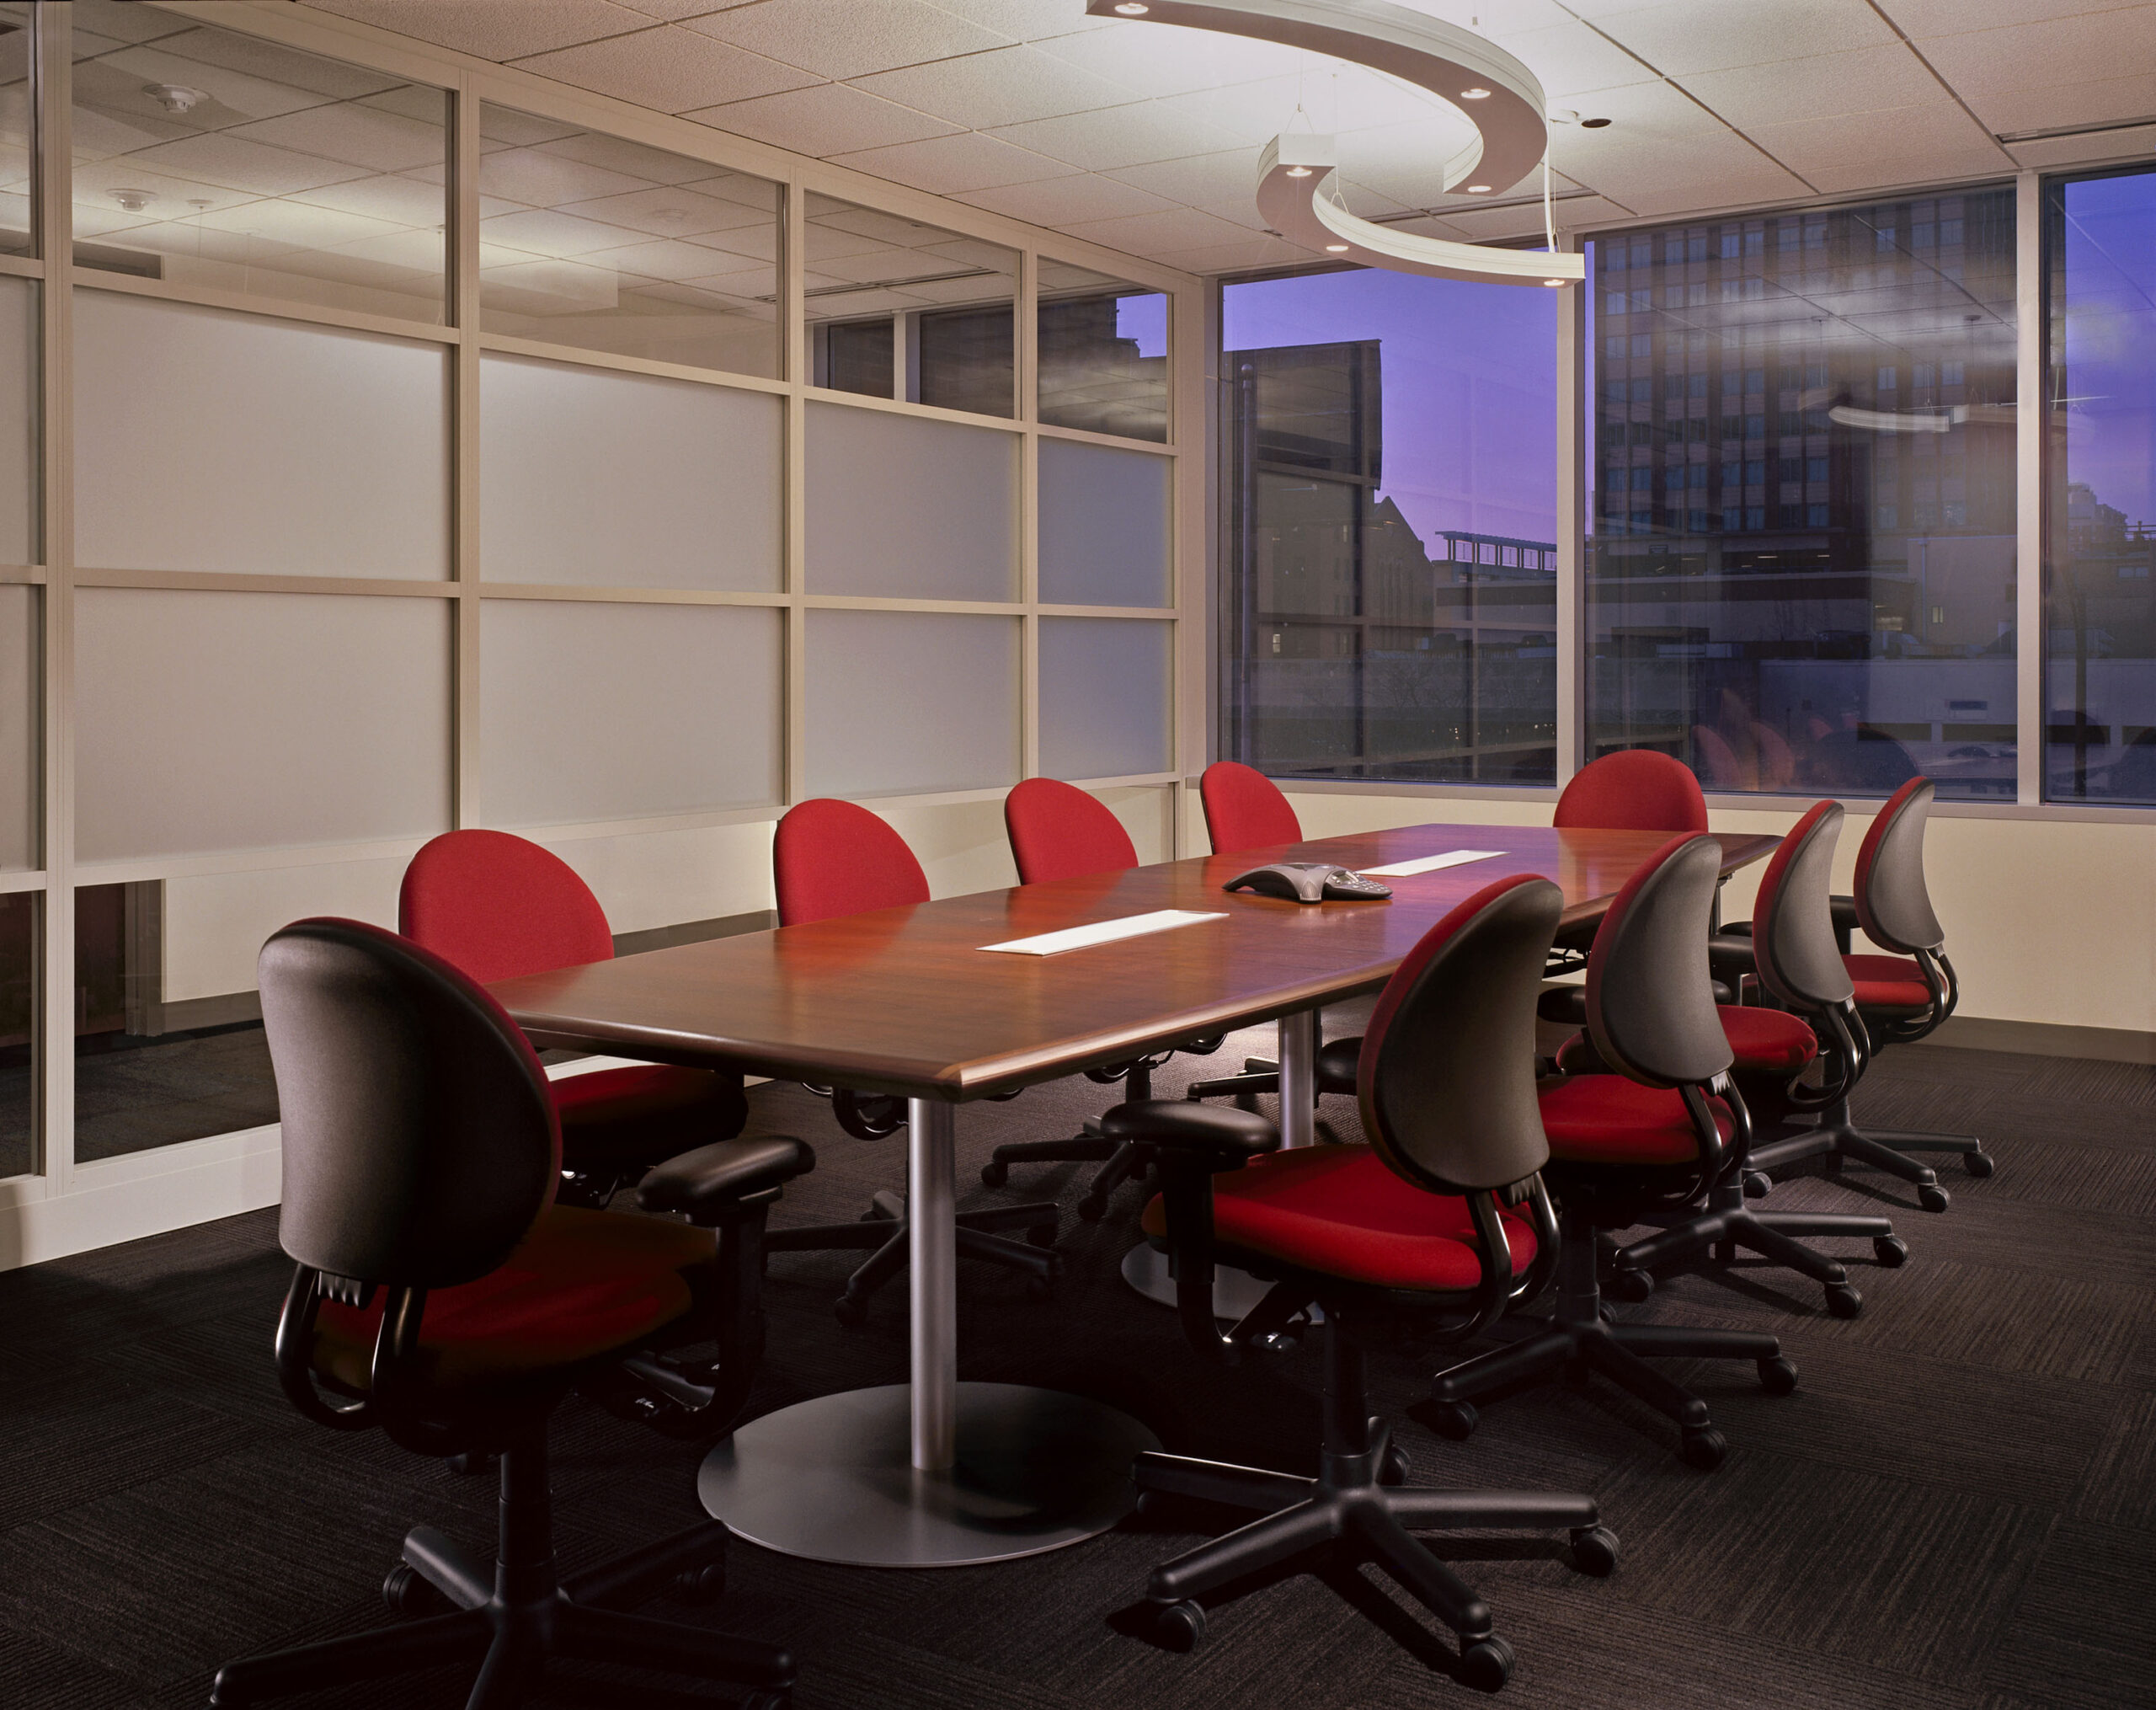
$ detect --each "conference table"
[494,820,1778,1569]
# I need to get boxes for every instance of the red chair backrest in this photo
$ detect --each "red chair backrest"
[1554,750,1710,833]
[773,799,930,927]
[1750,801,1854,1012]
[1853,778,1944,954]
[1005,778,1139,885]
[1199,761,1301,855]
[400,830,614,987]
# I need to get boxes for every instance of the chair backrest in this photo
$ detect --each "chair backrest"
[1853,778,1944,954]
[1583,834,1732,1088]
[263,917,558,1291]
[1005,778,1139,885]
[1554,749,1710,833]
[1358,874,1559,1194]
[400,830,614,987]
[773,798,930,927]
[1199,761,1301,854]
[1750,801,1854,1011]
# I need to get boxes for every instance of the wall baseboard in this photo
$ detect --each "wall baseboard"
[0,1130,283,1274]
[1914,1016,2156,1065]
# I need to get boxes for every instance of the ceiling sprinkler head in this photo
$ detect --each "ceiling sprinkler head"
[110,188,157,213]
[143,83,209,115]
[1548,108,1579,124]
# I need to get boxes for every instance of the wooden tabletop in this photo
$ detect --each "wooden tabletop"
[495,822,1779,1103]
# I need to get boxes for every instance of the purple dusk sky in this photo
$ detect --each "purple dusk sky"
[2062,171,2155,530]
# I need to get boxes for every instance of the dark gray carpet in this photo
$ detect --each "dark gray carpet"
[0,1023,2149,1710]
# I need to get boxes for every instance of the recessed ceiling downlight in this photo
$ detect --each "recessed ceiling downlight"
[1114,2,1150,12]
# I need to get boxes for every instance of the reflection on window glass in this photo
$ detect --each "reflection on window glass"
[0,890,29,1178]
[2046,168,2155,804]
[806,193,1016,418]
[71,0,446,321]
[1038,261,1167,442]
[0,6,30,258]
[478,104,779,377]
[73,881,278,1163]
[1585,191,2019,799]
[1219,267,1557,783]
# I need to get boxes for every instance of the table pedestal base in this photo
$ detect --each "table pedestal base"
[697,1382,1157,1568]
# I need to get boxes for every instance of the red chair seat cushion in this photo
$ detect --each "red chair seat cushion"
[1539,1076,1732,1166]
[552,1064,747,1171]
[1138,1145,1537,1293]
[1716,1005,1817,1072]
[313,1205,711,1397]
[1844,953,1932,1013]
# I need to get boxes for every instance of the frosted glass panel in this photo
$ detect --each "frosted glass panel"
[479,355,781,590]
[807,612,1017,797]
[0,584,34,869]
[75,588,451,859]
[481,601,781,827]
[74,291,448,577]
[1039,617,1171,781]
[0,276,35,565]
[806,403,1016,601]
[1038,439,1172,607]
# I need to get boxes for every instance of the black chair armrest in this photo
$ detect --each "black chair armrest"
[1100,1098,1277,1162]
[1707,933,1758,986]
[638,1135,814,1221]
[1316,1035,1362,1095]
[1828,895,1858,954]
[1539,981,1733,1030]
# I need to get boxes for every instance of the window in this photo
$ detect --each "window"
[1038,261,1167,442]
[1587,190,2019,797]
[1219,267,1557,784]
[2045,167,2156,803]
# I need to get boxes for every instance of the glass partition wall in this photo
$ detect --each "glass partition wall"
[2,2,1191,1258]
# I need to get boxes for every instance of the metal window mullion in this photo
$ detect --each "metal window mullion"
[782,179,808,807]
[451,77,482,829]
[2015,170,2043,805]
[1018,248,1039,782]
[36,3,72,1194]
[1556,248,1584,786]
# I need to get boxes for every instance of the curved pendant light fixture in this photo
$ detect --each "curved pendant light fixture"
[1085,0,1584,288]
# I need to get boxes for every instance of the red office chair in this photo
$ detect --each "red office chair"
[1424,836,1795,1469]
[1545,750,1713,979]
[1550,827,1906,1317]
[1198,759,1302,854]
[1096,876,1614,1685]
[401,831,749,1209]
[211,918,803,1710]
[762,799,1061,1323]
[979,779,1224,1216]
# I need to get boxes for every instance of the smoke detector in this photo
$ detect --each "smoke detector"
[110,189,157,213]
[143,83,209,115]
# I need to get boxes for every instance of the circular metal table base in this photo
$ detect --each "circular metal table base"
[698,1382,1159,1568]
[1121,1240,1283,1320]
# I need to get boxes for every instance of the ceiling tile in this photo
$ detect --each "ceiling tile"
[681,0,1013,80]
[613,0,757,17]
[691,83,958,155]
[953,174,1177,226]
[1105,147,1266,206]
[1032,22,1306,99]
[1157,234,1310,275]
[1059,206,1266,254]
[1968,71,2156,136]
[119,134,368,198]
[1160,67,1453,146]
[1748,103,2007,176]
[1613,164,1819,218]
[848,45,1139,129]
[1679,45,1948,129]
[988,101,1247,173]
[825,131,1076,195]
[303,0,655,59]
[225,104,444,175]
[1917,8,2156,99]
[922,0,1119,40]
[1490,19,1657,101]
[1593,0,1898,77]
[1877,0,2145,35]
[510,24,822,111]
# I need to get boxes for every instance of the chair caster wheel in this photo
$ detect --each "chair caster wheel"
[1609,1266,1653,1303]
[1873,1234,1908,1267]
[670,1561,725,1604]
[1757,1355,1798,1397]
[1075,1195,1108,1223]
[1825,1283,1863,1319]
[382,1563,449,1618]
[1598,1301,1617,1323]
[1568,1525,1619,1578]
[1026,1221,1059,1248]
[1425,1400,1478,1442]
[834,1293,867,1327]
[1742,1170,1771,1199]
[979,1161,1008,1188]
[1964,1151,1994,1178]
[1679,1426,1727,1471]
[1379,1444,1411,1486]
[1919,1184,1951,1214]
[1153,1599,1205,1653]
[1459,1633,1514,1692]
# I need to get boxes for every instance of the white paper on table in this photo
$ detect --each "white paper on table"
[979,909,1230,956]
[1357,849,1508,878]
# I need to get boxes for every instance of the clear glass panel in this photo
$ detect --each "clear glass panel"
[2045,168,2155,805]
[1038,438,1171,607]
[71,0,446,322]
[1039,617,1171,781]
[479,355,781,590]
[1584,192,2020,799]
[1219,269,1558,784]
[805,611,1018,797]
[806,193,1017,418]
[73,292,449,578]
[1038,260,1168,442]
[805,402,1017,601]
[0,6,31,259]
[74,589,451,861]
[0,276,36,567]
[72,858,403,1162]
[478,104,779,378]
[480,600,782,827]
[0,890,29,1178]
[0,584,35,870]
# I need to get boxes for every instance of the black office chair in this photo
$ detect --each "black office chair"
[1098,875,1614,1689]
[211,917,803,1710]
